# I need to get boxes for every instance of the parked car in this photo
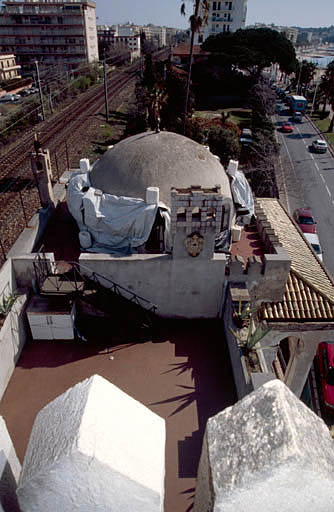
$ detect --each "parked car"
[317,342,334,414]
[20,88,33,96]
[240,128,253,145]
[293,208,317,234]
[0,94,15,103]
[312,139,328,153]
[281,122,294,133]
[276,103,284,113]
[304,232,323,261]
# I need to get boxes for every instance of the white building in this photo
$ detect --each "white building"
[195,0,247,44]
[141,25,166,48]
[0,53,20,80]
[0,0,99,73]
[97,25,141,59]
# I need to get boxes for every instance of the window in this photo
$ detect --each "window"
[217,1,221,9]
[213,1,217,10]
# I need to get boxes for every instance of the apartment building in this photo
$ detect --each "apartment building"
[0,0,98,74]
[97,25,141,58]
[195,0,247,44]
[141,25,166,48]
[281,27,298,45]
[0,53,21,80]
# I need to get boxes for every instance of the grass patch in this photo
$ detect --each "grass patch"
[194,108,252,128]
[227,109,252,127]
[86,97,134,160]
[310,111,334,147]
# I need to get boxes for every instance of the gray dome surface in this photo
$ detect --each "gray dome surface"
[90,131,232,207]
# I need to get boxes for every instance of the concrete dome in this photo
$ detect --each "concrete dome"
[90,131,232,208]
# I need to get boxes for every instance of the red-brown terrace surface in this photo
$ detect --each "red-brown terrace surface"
[0,201,263,510]
[0,319,237,512]
[230,223,265,262]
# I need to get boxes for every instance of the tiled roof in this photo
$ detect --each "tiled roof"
[171,43,209,56]
[262,271,334,321]
[256,198,334,322]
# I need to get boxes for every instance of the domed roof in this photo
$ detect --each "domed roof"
[90,131,232,207]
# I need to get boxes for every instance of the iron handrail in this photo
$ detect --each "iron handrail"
[33,253,157,314]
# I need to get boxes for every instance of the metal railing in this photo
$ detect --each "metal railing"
[33,254,158,315]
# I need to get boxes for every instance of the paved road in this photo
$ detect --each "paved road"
[275,109,334,277]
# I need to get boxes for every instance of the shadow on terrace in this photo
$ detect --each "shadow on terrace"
[0,317,237,512]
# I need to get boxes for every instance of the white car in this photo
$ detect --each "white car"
[312,139,328,153]
[304,232,323,261]
[240,128,253,145]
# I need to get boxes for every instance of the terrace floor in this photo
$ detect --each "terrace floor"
[0,318,237,512]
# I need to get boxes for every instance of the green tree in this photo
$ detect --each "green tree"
[207,125,241,168]
[320,60,334,131]
[180,0,208,132]
[294,60,316,94]
[202,28,296,79]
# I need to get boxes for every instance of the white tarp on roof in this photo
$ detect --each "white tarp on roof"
[67,173,164,254]
[230,169,254,216]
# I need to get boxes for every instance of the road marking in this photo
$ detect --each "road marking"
[314,162,320,171]
[326,185,332,197]
[295,125,307,145]
[320,174,325,183]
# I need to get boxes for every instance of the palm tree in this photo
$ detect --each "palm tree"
[180,0,208,134]
[321,60,334,132]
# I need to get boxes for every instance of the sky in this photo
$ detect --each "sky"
[95,0,334,29]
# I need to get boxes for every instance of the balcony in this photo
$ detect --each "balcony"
[212,16,233,22]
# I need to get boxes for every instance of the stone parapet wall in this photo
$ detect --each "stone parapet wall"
[227,244,291,303]
[254,199,282,252]
[170,186,223,236]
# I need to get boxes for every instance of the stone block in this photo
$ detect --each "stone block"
[229,255,246,275]
[246,255,263,277]
[195,380,334,512]
[17,375,165,512]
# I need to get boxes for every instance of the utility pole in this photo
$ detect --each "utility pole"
[296,60,303,95]
[103,55,109,123]
[35,60,45,122]
[310,80,321,118]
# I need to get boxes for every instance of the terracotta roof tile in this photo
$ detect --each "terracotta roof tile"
[257,198,334,303]
[256,198,334,322]
[262,272,334,321]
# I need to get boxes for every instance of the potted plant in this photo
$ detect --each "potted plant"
[0,292,18,329]
[232,300,256,328]
[230,317,271,372]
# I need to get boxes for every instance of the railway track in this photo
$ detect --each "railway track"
[0,49,168,264]
[0,62,140,263]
